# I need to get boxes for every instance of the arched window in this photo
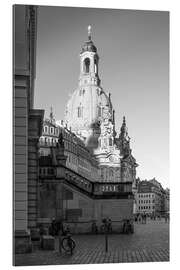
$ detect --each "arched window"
[84,58,90,73]
[98,106,101,117]
[98,105,103,117]
[77,107,81,117]
[44,126,48,133]
[94,58,97,73]
[45,137,47,145]
[50,127,54,134]
[104,138,107,147]
[110,169,114,177]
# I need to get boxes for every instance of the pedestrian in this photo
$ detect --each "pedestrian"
[138,214,142,224]
[91,221,98,234]
[144,214,147,224]
[142,214,144,224]
[108,218,112,233]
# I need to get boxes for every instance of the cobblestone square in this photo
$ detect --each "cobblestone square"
[15,220,169,266]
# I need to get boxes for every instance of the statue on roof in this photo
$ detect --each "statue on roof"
[57,132,64,148]
[49,106,55,124]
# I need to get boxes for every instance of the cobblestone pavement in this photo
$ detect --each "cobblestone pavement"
[15,220,169,266]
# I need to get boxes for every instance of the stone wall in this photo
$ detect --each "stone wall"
[38,180,133,233]
[28,110,44,229]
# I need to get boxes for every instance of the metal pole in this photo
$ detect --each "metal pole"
[105,232,108,252]
[58,231,62,254]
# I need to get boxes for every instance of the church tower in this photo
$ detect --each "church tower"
[64,26,113,151]
[79,25,100,87]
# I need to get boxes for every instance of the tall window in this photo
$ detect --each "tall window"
[109,138,113,146]
[94,58,97,73]
[84,58,90,73]
[44,126,48,133]
[98,106,101,117]
[79,89,85,96]
[50,127,54,134]
[77,105,83,118]
[98,105,103,117]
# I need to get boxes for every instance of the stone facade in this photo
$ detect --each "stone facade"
[38,139,134,233]
[64,26,138,184]
[135,178,168,215]
[13,5,44,254]
[39,115,100,182]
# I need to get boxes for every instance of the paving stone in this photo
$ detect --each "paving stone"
[15,220,169,265]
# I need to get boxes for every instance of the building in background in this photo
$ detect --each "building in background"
[135,178,169,215]
[13,5,44,254]
[164,188,170,213]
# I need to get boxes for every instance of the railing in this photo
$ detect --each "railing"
[65,169,132,196]
[65,170,93,193]
[39,165,133,197]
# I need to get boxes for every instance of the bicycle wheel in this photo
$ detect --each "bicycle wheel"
[62,237,76,252]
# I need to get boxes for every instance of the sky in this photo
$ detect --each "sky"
[34,6,169,188]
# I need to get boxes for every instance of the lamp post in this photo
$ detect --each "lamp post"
[102,218,109,253]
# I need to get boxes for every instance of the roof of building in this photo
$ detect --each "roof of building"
[81,40,97,53]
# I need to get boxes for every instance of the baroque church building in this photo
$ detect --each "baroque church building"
[38,26,138,233]
[64,25,137,184]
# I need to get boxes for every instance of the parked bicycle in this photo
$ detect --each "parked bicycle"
[61,232,76,255]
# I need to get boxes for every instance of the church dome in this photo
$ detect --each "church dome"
[64,25,113,147]
[64,86,112,136]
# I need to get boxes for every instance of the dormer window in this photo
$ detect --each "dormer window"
[44,126,48,133]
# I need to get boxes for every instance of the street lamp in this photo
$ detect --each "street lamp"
[102,218,110,252]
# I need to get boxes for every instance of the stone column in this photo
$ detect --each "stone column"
[14,75,30,254]
[28,110,44,229]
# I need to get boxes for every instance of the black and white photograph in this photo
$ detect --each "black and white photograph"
[13,4,169,266]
